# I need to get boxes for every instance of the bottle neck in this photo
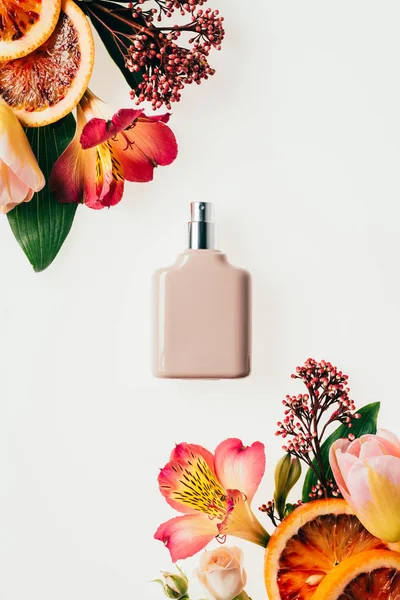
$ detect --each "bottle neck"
[187,221,217,250]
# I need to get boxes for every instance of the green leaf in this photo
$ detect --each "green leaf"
[82,1,144,91]
[302,402,380,503]
[7,114,77,272]
[284,503,297,517]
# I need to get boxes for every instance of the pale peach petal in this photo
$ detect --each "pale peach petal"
[346,438,363,456]
[336,447,359,477]
[377,429,400,457]
[352,433,400,459]
[197,546,247,600]
[0,161,32,211]
[0,103,44,194]
[329,439,353,499]
[154,514,218,562]
[214,439,265,502]
[200,547,235,571]
[359,440,388,460]
[346,456,400,542]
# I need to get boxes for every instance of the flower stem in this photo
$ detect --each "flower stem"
[234,592,251,600]
[311,390,328,495]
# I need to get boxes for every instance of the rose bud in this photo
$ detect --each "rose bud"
[154,566,189,599]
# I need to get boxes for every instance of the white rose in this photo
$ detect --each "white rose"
[196,546,247,600]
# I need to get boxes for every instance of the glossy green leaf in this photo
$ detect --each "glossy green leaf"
[81,1,144,91]
[7,114,77,272]
[301,402,380,503]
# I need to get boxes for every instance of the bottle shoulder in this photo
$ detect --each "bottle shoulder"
[153,251,251,281]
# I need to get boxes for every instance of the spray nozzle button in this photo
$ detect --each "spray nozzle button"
[190,202,214,223]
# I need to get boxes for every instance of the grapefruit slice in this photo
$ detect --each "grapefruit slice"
[0,0,94,126]
[264,498,396,600]
[313,549,400,600]
[0,0,61,61]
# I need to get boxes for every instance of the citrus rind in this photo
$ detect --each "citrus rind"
[313,549,400,600]
[0,0,61,61]
[0,0,95,127]
[264,498,391,600]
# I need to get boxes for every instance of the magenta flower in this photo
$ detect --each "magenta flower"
[154,439,269,562]
[50,90,178,209]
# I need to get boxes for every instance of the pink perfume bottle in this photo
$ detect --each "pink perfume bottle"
[152,202,251,379]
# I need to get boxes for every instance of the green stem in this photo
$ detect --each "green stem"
[234,592,251,600]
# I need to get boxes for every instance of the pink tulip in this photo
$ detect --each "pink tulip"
[0,104,44,214]
[329,429,400,542]
[154,439,269,562]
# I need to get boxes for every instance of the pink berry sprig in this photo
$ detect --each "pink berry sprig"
[259,498,303,527]
[276,359,361,498]
[309,479,341,500]
[126,0,225,109]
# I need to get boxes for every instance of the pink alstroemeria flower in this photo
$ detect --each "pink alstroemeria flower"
[154,439,270,562]
[50,90,177,209]
[330,429,400,542]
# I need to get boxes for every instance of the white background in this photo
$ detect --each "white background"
[1,1,400,598]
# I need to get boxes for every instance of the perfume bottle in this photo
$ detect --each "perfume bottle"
[152,202,251,379]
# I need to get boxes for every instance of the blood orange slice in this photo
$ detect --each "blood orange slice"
[0,0,61,61]
[313,549,400,600]
[0,0,94,126]
[264,498,396,600]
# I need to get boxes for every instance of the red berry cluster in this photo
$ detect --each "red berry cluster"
[126,0,225,109]
[259,499,303,527]
[309,479,341,500]
[276,359,360,498]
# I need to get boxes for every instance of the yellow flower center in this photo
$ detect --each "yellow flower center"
[171,455,227,517]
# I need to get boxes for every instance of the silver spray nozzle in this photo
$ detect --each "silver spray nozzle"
[188,202,217,250]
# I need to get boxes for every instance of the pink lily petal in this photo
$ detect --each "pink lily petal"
[143,113,171,123]
[111,116,178,183]
[345,455,400,542]
[50,106,91,204]
[158,442,222,515]
[154,514,218,562]
[84,175,124,210]
[214,439,265,503]
[50,136,86,204]
[88,142,124,209]
[80,109,144,149]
